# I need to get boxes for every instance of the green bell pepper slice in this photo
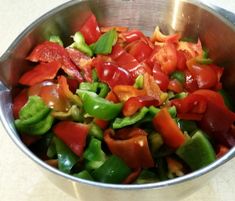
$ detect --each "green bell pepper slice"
[79,82,109,98]
[83,137,106,170]
[89,122,103,140]
[176,130,216,171]
[18,96,51,126]
[15,113,54,135]
[77,90,123,120]
[112,107,149,129]
[92,155,131,184]
[73,170,94,181]
[53,137,79,174]
[49,35,63,46]
[90,29,118,55]
[134,169,159,184]
[70,32,93,57]
[134,74,144,89]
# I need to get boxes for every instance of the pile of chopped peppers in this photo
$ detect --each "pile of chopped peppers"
[13,13,235,184]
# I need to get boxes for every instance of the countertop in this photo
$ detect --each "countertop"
[1,0,235,201]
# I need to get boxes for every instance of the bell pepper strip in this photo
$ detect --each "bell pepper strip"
[187,59,218,89]
[16,96,51,126]
[83,137,106,170]
[177,39,203,59]
[12,89,28,119]
[29,82,71,112]
[170,71,186,84]
[90,29,118,55]
[88,122,103,140]
[199,100,235,147]
[70,32,93,57]
[27,41,84,82]
[176,130,216,171]
[49,35,63,46]
[110,44,151,79]
[122,96,159,116]
[15,113,54,135]
[79,13,101,45]
[152,67,170,91]
[52,105,83,122]
[151,26,181,43]
[92,155,131,184]
[125,39,153,62]
[94,59,134,88]
[58,75,82,106]
[120,29,145,43]
[150,43,178,75]
[19,61,61,86]
[112,107,149,129]
[53,137,80,174]
[79,82,109,98]
[113,85,146,102]
[148,106,176,118]
[176,50,187,70]
[153,108,186,149]
[53,121,89,157]
[73,170,94,181]
[184,70,199,92]
[143,73,168,104]
[104,128,154,168]
[77,90,123,120]
[134,74,144,89]
[173,93,208,114]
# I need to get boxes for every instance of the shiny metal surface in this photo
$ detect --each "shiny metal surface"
[1,0,235,201]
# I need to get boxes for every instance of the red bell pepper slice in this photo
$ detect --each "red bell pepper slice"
[125,40,153,62]
[171,93,207,121]
[168,79,183,93]
[53,121,89,157]
[27,41,83,82]
[93,58,134,88]
[104,128,154,168]
[152,66,169,91]
[176,50,187,70]
[28,81,70,112]
[58,76,82,106]
[187,59,218,89]
[153,108,186,149]
[199,100,235,147]
[79,14,101,45]
[19,61,61,86]
[113,85,146,102]
[122,168,141,184]
[184,70,199,92]
[12,89,28,119]
[123,96,159,116]
[150,43,178,75]
[216,144,229,158]
[143,73,166,104]
[193,89,225,106]
[120,29,145,43]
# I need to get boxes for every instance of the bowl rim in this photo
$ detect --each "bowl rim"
[1,0,235,190]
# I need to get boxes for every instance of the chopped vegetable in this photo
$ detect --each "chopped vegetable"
[176,130,216,170]
[13,12,235,185]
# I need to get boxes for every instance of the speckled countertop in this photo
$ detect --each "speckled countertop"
[1,0,235,200]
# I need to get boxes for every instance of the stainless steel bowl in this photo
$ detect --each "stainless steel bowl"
[1,0,235,201]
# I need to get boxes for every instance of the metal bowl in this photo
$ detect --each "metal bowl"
[1,0,235,200]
